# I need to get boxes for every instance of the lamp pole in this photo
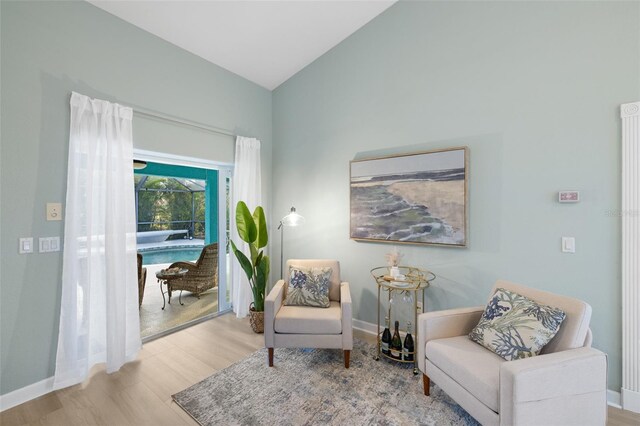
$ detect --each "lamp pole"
[278,206,305,280]
[278,220,284,279]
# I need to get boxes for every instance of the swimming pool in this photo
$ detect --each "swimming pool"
[139,247,203,265]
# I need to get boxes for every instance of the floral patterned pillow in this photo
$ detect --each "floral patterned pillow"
[284,266,332,308]
[469,288,566,361]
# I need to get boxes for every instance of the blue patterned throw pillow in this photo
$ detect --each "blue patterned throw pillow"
[469,288,566,361]
[284,266,332,308]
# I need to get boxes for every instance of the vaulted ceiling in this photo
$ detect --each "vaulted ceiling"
[89,1,396,90]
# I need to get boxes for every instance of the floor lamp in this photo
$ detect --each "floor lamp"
[278,206,305,279]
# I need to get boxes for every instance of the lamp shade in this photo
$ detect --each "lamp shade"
[281,206,305,227]
[133,160,147,170]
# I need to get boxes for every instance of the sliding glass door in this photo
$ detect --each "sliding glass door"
[217,166,233,312]
[134,160,231,339]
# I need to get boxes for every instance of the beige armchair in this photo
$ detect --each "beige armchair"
[418,280,607,426]
[265,259,353,368]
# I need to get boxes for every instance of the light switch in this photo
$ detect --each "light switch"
[562,237,576,253]
[39,238,50,252]
[46,203,62,221]
[38,237,61,253]
[19,237,33,254]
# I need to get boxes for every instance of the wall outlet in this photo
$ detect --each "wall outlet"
[46,203,62,221]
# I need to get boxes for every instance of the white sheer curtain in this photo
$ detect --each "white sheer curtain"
[231,136,262,318]
[54,92,141,389]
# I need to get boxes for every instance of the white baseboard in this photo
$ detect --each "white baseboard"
[352,318,377,335]
[622,388,640,413]
[608,390,622,409]
[0,376,54,412]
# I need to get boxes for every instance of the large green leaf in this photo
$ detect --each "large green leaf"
[252,286,263,312]
[236,201,257,244]
[249,243,259,265]
[254,255,269,312]
[229,202,269,312]
[230,240,253,281]
[252,206,268,249]
[256,255,268,292]
[262,254,270,277]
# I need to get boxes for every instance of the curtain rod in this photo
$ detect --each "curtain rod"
[131,106,236,138]
[71,92,237,138]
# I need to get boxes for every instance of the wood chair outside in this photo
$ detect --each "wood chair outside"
[137,253,147,308]
[167,243,218,304]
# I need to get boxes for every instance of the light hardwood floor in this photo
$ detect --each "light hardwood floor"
[1,313,638,425]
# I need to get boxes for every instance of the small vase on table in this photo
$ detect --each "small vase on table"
[389,266,400,279]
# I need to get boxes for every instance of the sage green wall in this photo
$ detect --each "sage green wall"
[272,1,639,390]
[0,1,271,395]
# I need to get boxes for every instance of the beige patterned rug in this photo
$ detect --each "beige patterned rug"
[172,340,479,426]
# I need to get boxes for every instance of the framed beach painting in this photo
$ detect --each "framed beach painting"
[350,147,468,247]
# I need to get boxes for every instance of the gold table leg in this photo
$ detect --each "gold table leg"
[374,283,381,361]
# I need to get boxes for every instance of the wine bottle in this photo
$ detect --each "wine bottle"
[403,321,415,361]
[381,316,391,356]
[391,320,402,360]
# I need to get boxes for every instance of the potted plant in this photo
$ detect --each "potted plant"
[230,201,270,333]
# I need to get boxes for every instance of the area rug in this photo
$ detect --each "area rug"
[172,340,479,426]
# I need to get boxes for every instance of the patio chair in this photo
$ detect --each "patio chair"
[167,243,218,303]
[137,253,147,308]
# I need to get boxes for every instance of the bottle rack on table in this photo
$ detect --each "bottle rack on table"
[371,266,435,374]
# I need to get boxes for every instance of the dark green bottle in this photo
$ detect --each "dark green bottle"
[381,316,391,356]
[403,322,414,361]
[391,320,402,360]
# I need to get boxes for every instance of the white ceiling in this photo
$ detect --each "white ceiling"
[89,1,396,90]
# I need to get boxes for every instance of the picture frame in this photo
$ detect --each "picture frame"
[350,147,468,247]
